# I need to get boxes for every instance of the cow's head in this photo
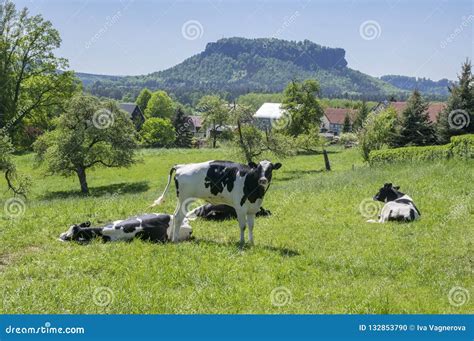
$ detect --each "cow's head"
[58,222,91,242]
[248,160,282,188]
[373,183,402,202]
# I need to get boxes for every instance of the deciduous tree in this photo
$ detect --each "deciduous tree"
[34,95,137,194]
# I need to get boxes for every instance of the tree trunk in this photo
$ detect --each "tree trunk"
[212,130,217,148]
[76,167,89,194]
[237,119,252,163]
[323,149,331,171]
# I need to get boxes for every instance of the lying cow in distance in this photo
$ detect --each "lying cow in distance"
[151,160,282,245]
[187,204,271,221]
[59,213,193,243]
[367,183,421,223]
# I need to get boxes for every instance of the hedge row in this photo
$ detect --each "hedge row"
[368,134,474,165]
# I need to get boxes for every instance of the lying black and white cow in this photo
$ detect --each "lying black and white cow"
[59,213,193,243]
[187,204,271,221]
[367,183,421,223]
[151,160,282,244]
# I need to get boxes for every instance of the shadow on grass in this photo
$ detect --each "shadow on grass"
[41,181,150,200]
[192,238,300,257]
[277,169,324,182]
[297,149,341,155]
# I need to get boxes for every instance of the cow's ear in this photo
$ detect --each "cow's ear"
[384,183,392,188]
[248,162,257,168]
[394,186,400,190]
[273,162,282,170]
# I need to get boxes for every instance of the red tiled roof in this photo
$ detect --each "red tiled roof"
[387,102,446,122]
[324,108,356,124]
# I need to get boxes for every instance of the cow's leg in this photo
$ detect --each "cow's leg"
[236,210,247,246]
[247,213,256,245]
[172,200,185,243]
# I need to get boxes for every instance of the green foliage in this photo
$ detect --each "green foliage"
[0,133,29,194]
[282,79,324,136]
[342,113,351,133]
[0,0,77,146]
[197,95,229,148]
[339,133,358,145]
[173,108,193,148]
[352,101,369,131]
[437,59,474,143]
[449,134,474,159]
[359,107,399,161]
[381,75,450,97]
[34,95,137,194]
[140,117,176,148]
[369,134,474,164]
[369,145,452,165]
[237,93,283,112]
[144,90,175,119]
[233,105,295,162]
[397,90,436,146]
[136,88,152,113]
[294,130,324,152]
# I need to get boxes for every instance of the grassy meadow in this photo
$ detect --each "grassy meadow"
[0,147,473,314]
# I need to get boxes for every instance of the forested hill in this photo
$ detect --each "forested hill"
[80,37,406,104]
[380,75,452,97]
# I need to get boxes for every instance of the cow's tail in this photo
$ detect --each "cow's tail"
[150,166,177,207]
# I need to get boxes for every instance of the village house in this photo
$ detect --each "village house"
[254,102,355,136]
[119,103,145,129]
[370,100,446,122]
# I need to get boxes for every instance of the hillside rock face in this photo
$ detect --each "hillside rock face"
[81,37,403,103]
[201,38,348,70]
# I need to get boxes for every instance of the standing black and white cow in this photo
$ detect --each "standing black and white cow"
[59,213,193,243]
[367,183,421,223]
[151,160,282,244]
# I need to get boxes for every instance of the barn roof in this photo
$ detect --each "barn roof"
[119,103,139,115]
[324,108,356,125]
[254,103,286,119]
[376,101,446,122]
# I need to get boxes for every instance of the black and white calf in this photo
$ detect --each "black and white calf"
[368,183,421,223]
[59,213,193,243]
[151,160,282,244]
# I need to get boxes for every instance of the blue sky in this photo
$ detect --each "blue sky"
[14,0,473,80]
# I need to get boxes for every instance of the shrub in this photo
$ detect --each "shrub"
[140,118,176,147]
[368,134,474,165]
[359,107,399,161]
[450,134,474,159]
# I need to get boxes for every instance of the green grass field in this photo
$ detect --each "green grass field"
[0,147,472,314]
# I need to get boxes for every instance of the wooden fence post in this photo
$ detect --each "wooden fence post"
[323,149,331,171]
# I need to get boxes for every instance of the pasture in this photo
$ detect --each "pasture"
[0,148,472,314]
